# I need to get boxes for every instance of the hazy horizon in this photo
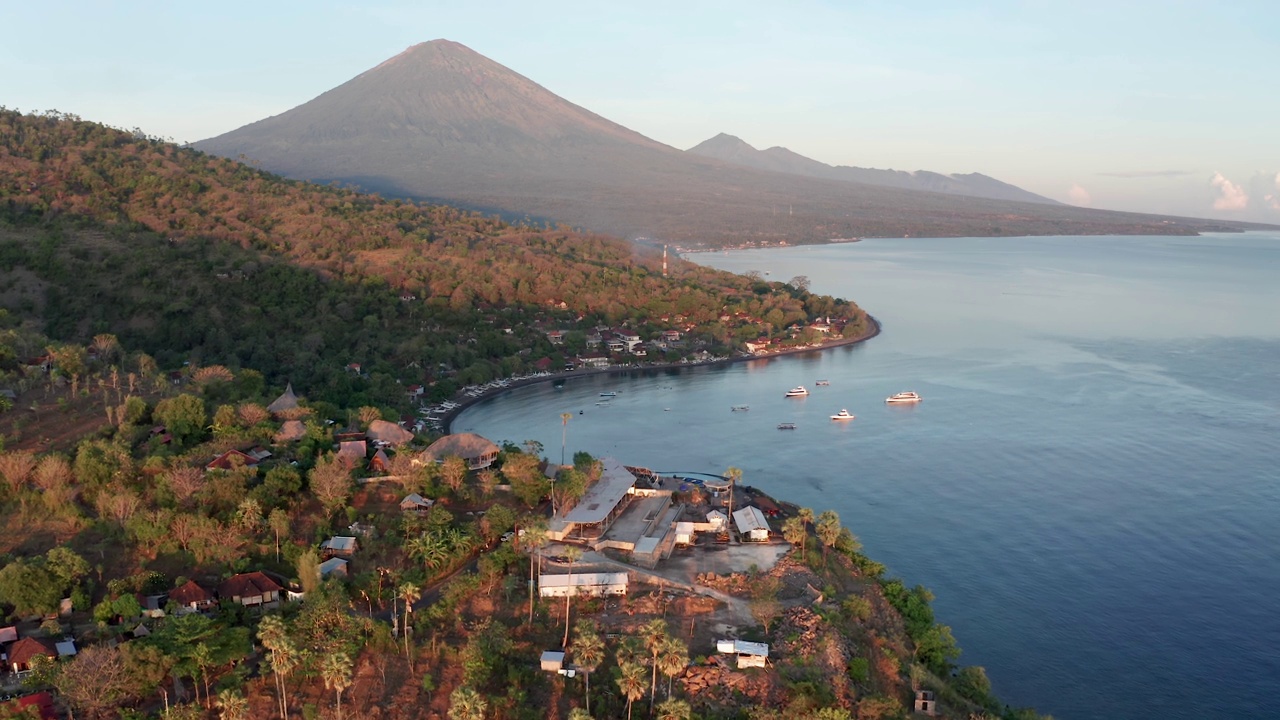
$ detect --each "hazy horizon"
[4,0,1278,223]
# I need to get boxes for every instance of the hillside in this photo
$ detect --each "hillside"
[687,133,1057,205]
[0,108,864,410]
[196,40,1266,247]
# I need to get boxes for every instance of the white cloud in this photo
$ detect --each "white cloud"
[1210,172,1249,210]
[1265,172,1280,211]
[1067,183,1091,206]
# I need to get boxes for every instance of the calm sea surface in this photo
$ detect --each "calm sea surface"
[457,233,1280,719]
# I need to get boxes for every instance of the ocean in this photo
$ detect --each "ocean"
[455,233,1280,719]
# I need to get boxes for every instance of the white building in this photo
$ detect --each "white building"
[732,506,771,542]
[717,639,770,668]
[538,572,629,598]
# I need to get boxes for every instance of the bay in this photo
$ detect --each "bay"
[456,233,1280,719]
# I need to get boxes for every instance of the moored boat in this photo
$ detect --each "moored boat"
[600,391,617,397]
[732,405,750,412]
[885,391,921,404]
[784,386,809,398]
[777,422,797,430]
[830,409,855,420]
[815,380,830,386]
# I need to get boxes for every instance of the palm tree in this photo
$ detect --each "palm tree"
[641,618,669,713]
[257,615,294,720]
[560,412,573,466]
[567,709,594,720]
[322,652,353,720]
[723,467,743,539]
[448,686,488,720]
[782,516,807,547]
[570,621,605,716]
[816,509,842,565]
[617,661,647,720]
[797,507,815,546]
[216,689,249,720]
[655,698,692,720]
[520,520,548,625]
[657,636,689,698]
[562,545,584,648]
[399,582,421,669]
[616,636,645,668]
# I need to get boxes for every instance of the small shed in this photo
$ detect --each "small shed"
[0,626,17,643]
[716,639,769,668]
[732,506,771,542]
[540,650,566,672]
[54,639,76,658]
[915,690,938,716]
[675,521,695,545]
[318,557,349,579]
[706,510,728,531]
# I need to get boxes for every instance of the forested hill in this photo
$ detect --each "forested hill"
[0,109,865,409]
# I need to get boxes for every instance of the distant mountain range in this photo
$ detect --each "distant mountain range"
[686,133,1057,205]
[196,40,1266,246]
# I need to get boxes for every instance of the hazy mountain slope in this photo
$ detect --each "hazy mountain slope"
[196,40,1263,246]
[688,133,1057,204]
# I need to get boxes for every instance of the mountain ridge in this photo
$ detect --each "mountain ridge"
[686,132,1057,205]
[196,39,1268,246]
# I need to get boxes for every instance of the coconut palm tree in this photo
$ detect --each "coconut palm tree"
[399,582,421,668]
[567,709,593,720]
[655,698,692,720]
[798,507,815,541]
[322,652,353,720]
[782,516,807,547]
[657,636,689,698]
[617,661,647,720]
[448,686,488,720]
[216,689,249,720]
[562,545,584,647]
[570,621,605,716]
[641,618,669,712]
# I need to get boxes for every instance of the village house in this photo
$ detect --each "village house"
[578,353,609,369]
[8,636,56,673]
[663,330,683,342]
[321,536,359,559]
[716,639,770,668]
[605,338,626,353]
[546,330,565,345]
[217,572,283,610]
[418,433,500,470]
[205,449,259,472]
[319,557,349,579]
[168,579,216,614]
[400,493,435,514]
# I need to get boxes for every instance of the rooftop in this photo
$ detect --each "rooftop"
[560,458,637,525]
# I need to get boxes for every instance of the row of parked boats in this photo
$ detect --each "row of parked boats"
[774,386,921,429]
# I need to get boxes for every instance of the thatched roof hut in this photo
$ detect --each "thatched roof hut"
[274,419,307,443]
[267,383,300,415]
[367,419,413,446]
[420,433,500,470]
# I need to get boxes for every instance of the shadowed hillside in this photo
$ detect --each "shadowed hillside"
[196,40,1268,246]
[687,132,1057,205]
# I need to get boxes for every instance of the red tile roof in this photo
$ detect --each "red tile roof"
[168,579,213,605]
[8,636,56,667]
[217,571,282,600]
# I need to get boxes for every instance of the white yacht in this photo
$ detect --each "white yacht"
[784,386,809,398]
[885,391,921,404]
[830,409,855,421]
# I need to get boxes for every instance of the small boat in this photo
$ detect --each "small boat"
[777,422,797,430]
[599,391,617,397]
[830,409,855,421]
[885,391,921,404]
[815,380,830,386]
[784,386,809,398]
[731,405,750,412]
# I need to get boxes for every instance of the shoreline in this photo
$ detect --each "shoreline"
[440,314,881,433]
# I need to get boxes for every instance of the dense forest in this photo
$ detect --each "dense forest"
[0,108,865,411]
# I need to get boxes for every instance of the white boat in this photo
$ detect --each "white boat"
[830,409,855,421]
[815,380,830,386]
[784,386,809,398]
[777,422,797,430]
[885,391,921,404]
[599,391,617,397]
[731,405,750,412]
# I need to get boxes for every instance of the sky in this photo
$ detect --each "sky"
[5,0,1279,222]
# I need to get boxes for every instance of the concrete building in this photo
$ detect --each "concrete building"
[538,572,629,598]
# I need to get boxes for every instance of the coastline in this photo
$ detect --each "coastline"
[440,314,881,433]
